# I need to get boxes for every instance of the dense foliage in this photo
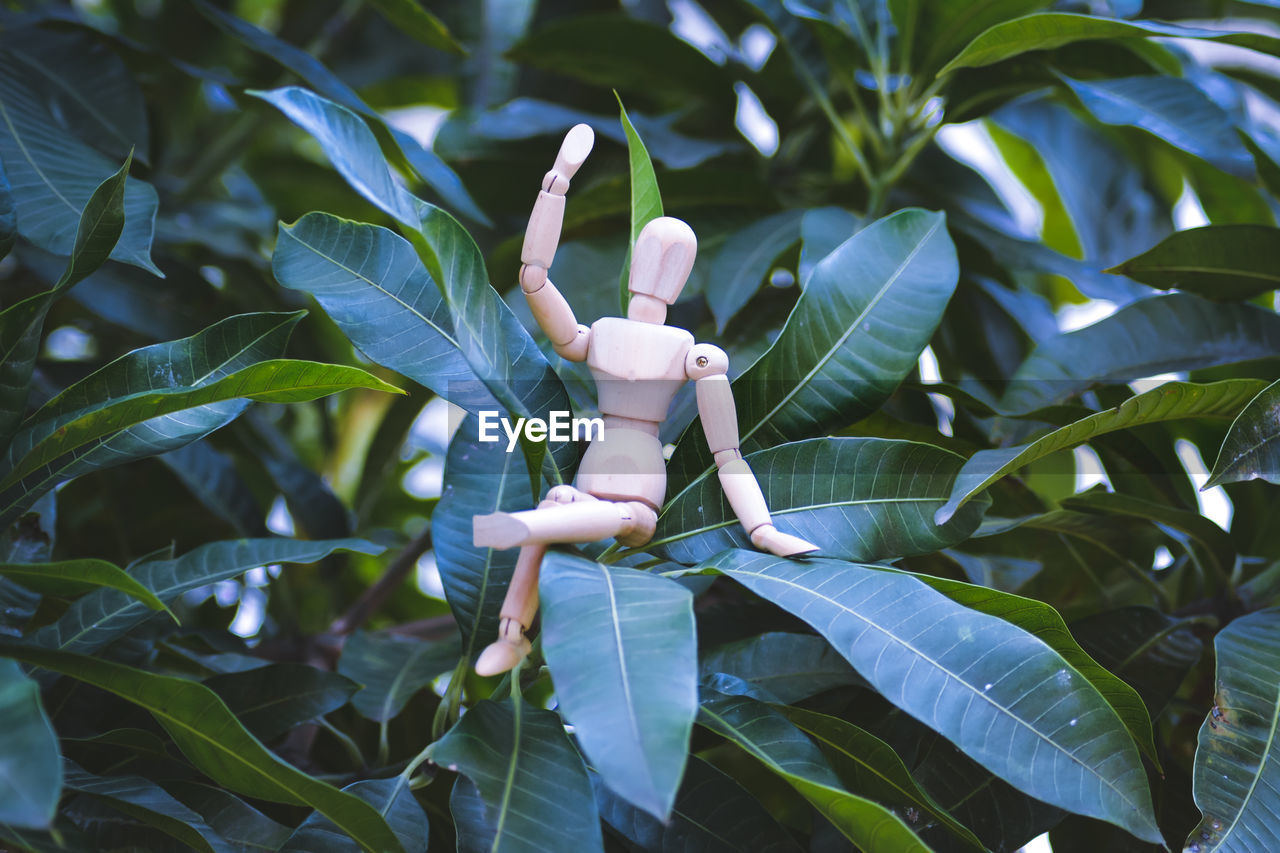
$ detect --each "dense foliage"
[1,0,1280,850]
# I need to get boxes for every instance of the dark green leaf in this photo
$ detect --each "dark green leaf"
[1207,378,1280,488]
[337,631,459,723]
[1070,607,1203,717]
[1107,225,1280,301]
[706,209,802,334]
[0,156,14,261]
[0,658,59,829]
[890,0,1050,79]
[282,777,427,853]
[159,442,266,537]
[205,664,360,742]
[0,558,171,617]
[164,783,292,853]
[700,631,861,704]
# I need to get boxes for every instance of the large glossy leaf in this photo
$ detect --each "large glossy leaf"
[61,760,235,853]
[666,209,959,491]
[1186,608,1280,851]
[539,552,697,819]
[939,13,1280,76]
[205,664,359,742]
[0,39,157,273]
[0,644,405,853]
[0,559,169,616]
[617,97,663,313]
[782,706,984,852]
[706,209,803,334]
[282,777,428,853]
[889,0,1050,78]
[701,549,1162,842]
[1069,607,1203,717]
[592,756,803,853]
[700,631,860,704]
[429,698,604,853]
[32,538,382,655]
[1207,378,1280,488]
[998,295,1280,414]
[937,379,1265,522]
[656,437,989,564]
[699,688,929,851]
[1108,225,1280,302]
[1059,75,1254,176]
[0,658,59,829]
[336,630,459,723]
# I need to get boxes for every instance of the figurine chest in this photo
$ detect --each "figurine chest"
[587,317,692,420]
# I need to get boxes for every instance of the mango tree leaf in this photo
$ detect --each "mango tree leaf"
[706,209,803,334]
[61,760,235,853]
[592,756,803,853]
[617,96,663,313]
[656,437,989,564]
[1107,225,1280,302]
[282,777,428,853]
[1185,608,1280,852]
[701,549,1162,842]
[273,212,494,413]
[432,414,528,661]
[0,658,59,829]
[429,698,604,853]
[699,631,861,704]
[366,0,464,54]
[337,631,459,722]
[0,559,171,617]
[449,777,493,853]
[782,706,984,852]
[0,158,13,261]
[159,441,267,537]
[0,644,405,853]
[1058,74,1254,176]
[889,0,1050,79]
[1069,607,1203,717]
[999,295,1280,414]
[205,664,360,742]
[667,208,959,492]
[163,783,292,853]
[939,13,1280,76]
[798,206,862,282]
[1207,378,1280,488]
[539,553,697,820]
[938,380,1267,522]
[699,688,929,852]
[32,537,382,655]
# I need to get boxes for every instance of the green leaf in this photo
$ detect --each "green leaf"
[32,538,383,655]
[0,157,14,261]
[539,553,697,820]
[999,295,1280,413]
[337,631,459,722]
[366,0,465,54]
[282,777,428,853]
[205,664,360,742]
[61,760,236,853]
[273,212,492,413]
[430,698,604,853]
[0,559,171,618]
[1207,378,1280,488]
[700,631,861,704]
[667,209,959,492]
[939,12,1280,76]
[937,380,1267,522]
[432,414,528,661]
[889,0,1050,79]
[1186,608,1280,852]
[1069,607,1204,717]
[0,644,405,853]
[617,95,664,313]
[0,155,130,444]
[1059,74,1254,176]
[699,688,929,852]
[163,783,292,853]
[159,441,266,537]
[1107,225,1280,301]
[0,44,158,273]
[656,437,989,564]
[703,549,1162,842]
[592,756,803,853]
[0,658,59,829]
[706,209,803,334]
[781,706,984,852]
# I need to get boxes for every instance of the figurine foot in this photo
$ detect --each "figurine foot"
[475,618,532,676]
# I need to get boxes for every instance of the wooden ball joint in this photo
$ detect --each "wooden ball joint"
[471,124,819,676]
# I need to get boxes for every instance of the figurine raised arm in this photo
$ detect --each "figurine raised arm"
[472,124,817,676]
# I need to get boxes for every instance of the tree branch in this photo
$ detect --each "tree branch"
[330,525,432,635]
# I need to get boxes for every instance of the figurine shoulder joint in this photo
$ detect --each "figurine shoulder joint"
[685,343,729,379]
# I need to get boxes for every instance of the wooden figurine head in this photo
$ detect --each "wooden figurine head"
[626,217,697,324]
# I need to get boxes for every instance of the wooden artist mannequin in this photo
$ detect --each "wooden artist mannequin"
[472,124,818,676]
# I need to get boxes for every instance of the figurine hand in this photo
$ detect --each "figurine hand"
[750,524,818,557]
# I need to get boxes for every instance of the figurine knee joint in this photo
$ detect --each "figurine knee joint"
[616,502,657,547]
[686,344,728,379]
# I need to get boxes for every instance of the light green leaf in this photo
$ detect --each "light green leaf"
[0,559,171,618]
[430,698,604,853]
[337,631,459,723]
[937,379,1266,522]
[1108,225,1280,301]
[655,437,989,564]
[1207,378,1280,488]
[890,0,1050,79]
[699,688,929,851]
[0,644,405,853]
[282,777,428,853]
[540,553,697,819]
[0,658,60,829]
[1186,608,1280,852]
[703,549,1162,842]
[617,95,664,313]
[366,0,465,54]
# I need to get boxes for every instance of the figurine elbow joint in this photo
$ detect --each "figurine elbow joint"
[553,325,591,361]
